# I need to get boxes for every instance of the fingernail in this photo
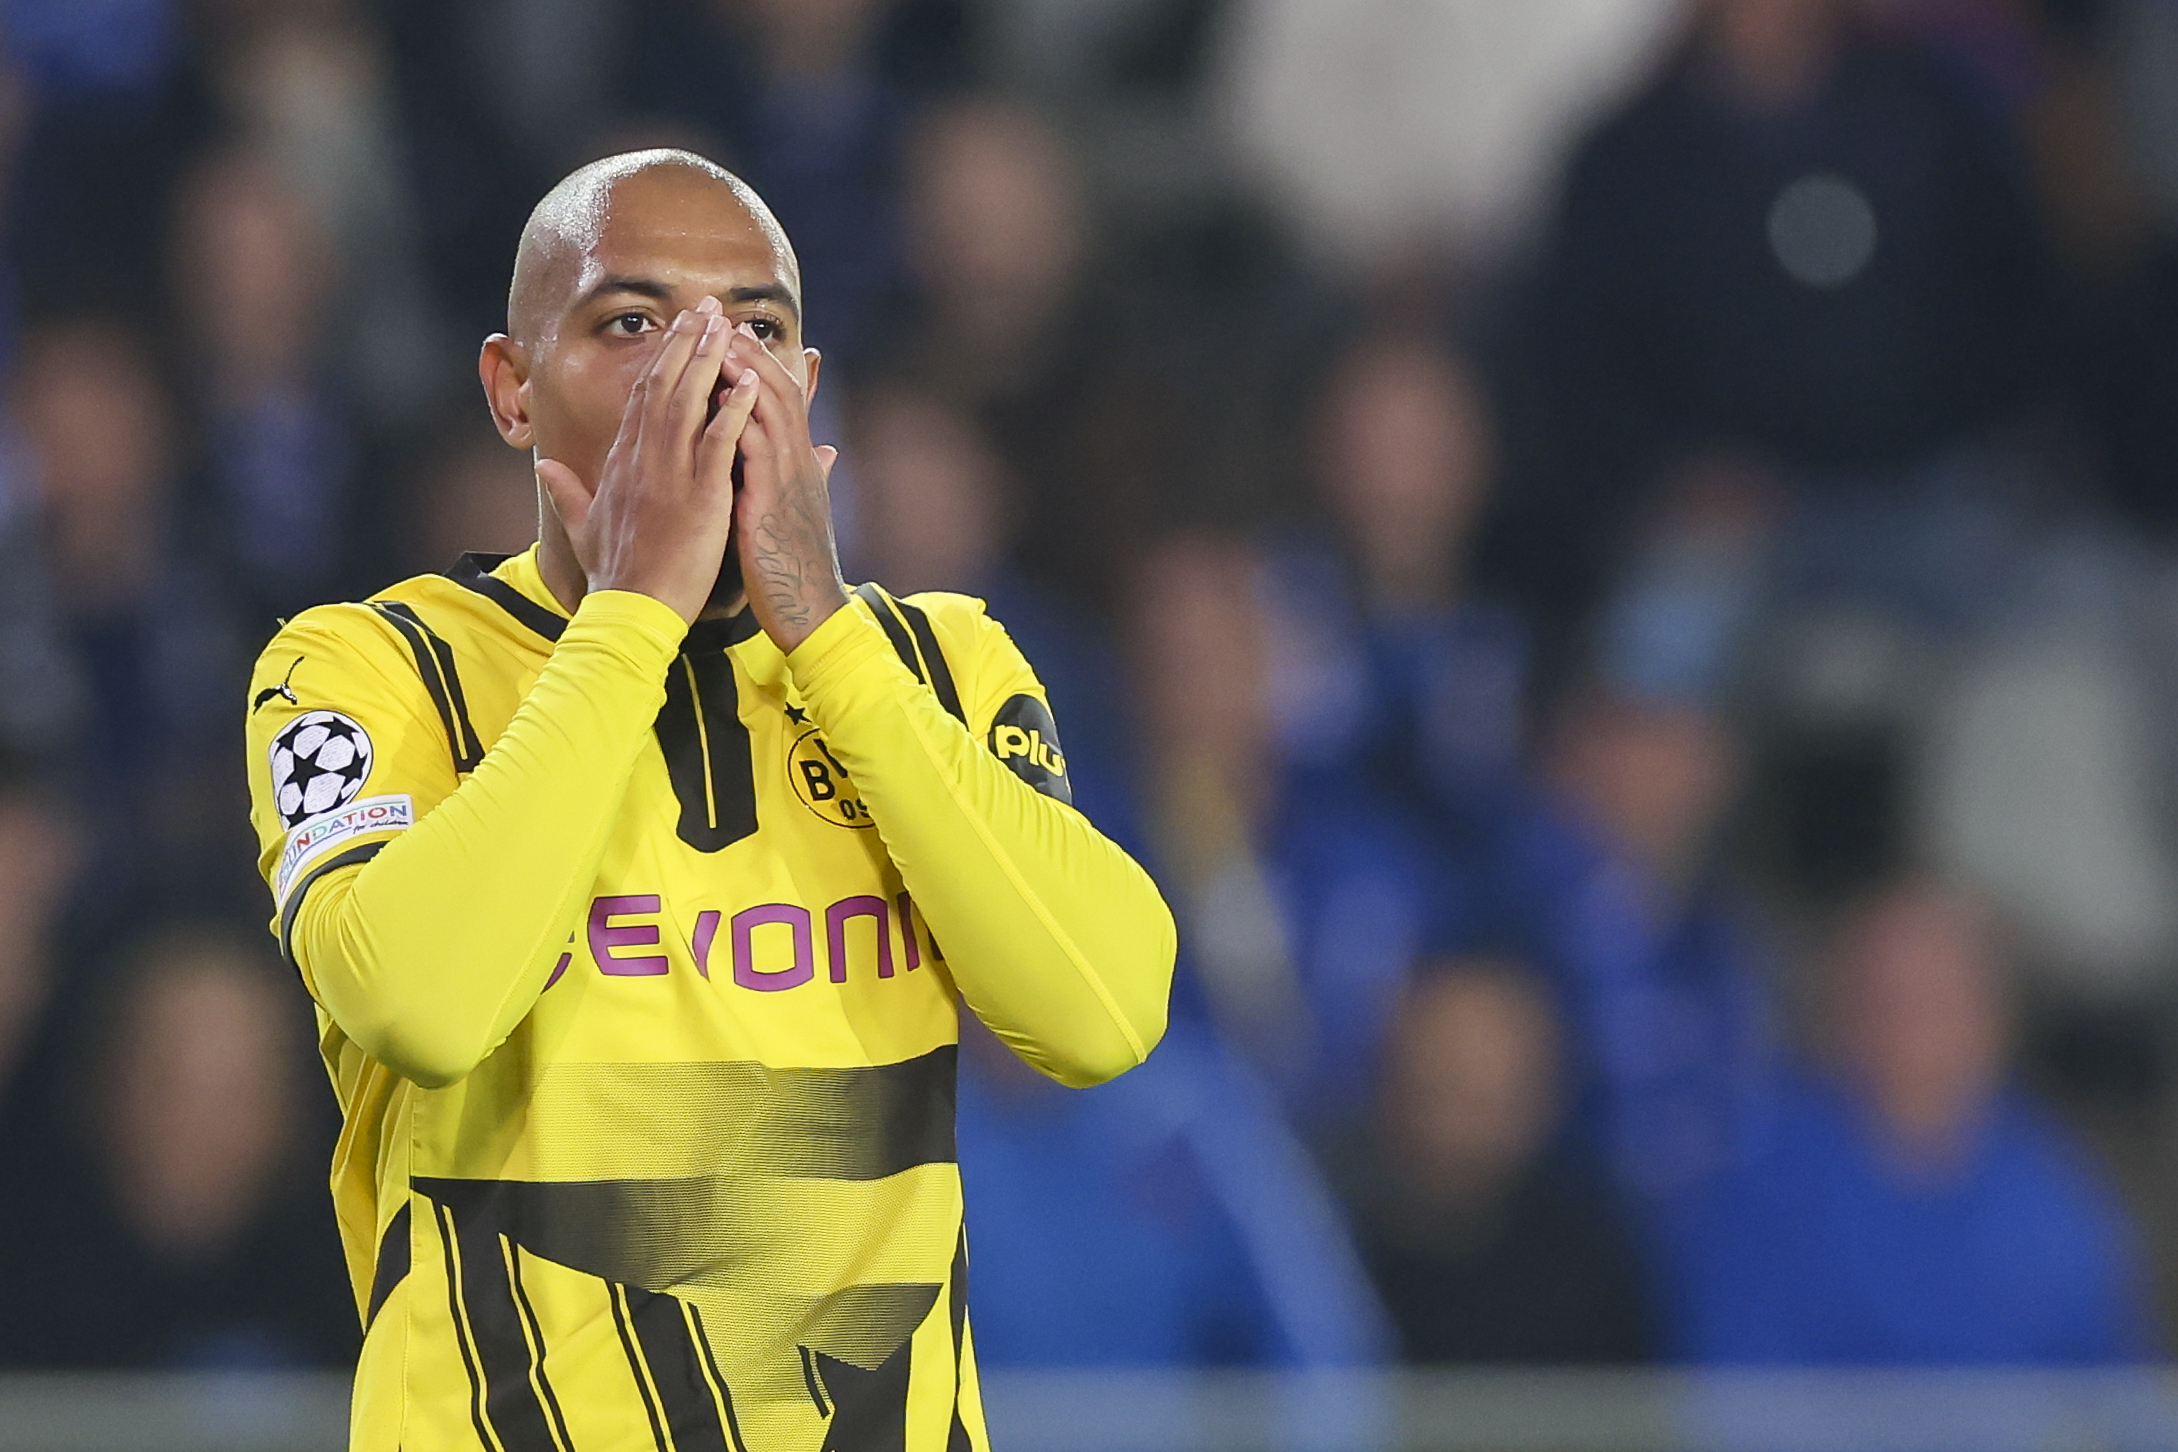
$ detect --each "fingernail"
[675,309,696,331]
[696,294,722,316]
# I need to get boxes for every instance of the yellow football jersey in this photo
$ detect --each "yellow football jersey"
[243,546,1174,1452]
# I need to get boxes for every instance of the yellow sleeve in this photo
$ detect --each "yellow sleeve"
[786,592,1176,1088]
[244,589,688,1087]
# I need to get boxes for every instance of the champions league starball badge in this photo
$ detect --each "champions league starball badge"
[270,710,374,829]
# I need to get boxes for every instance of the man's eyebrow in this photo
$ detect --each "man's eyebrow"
[724,283,801,322]
[579,276,801,322]
[582,275,675,306]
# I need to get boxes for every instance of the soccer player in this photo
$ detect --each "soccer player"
[242,150,1176,1452]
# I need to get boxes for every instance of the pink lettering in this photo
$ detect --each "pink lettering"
[896,892,921,973]
[733,904,814,991]
[543,931,576,990]
[567,892,931,992]
[826,895,894,982]
[692,910,722,979]
[589,895,669,976]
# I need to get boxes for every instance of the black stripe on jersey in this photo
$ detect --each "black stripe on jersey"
[946,1231,970,1452]
[368,602,485,774]
[409,1050,960,1263]
[684,610,764,652]
[800,1345,832,1416]
[854,585,924,685]
[381,603,487,772]
[627,1286,733,1452]
[366,1201,411,1331]
[441,1204,563,1452]
[890,598,966,728]
[688,1306,752,1452]
[448,554,567,643]
[279,841,387,967]
[655,650,760,853]
[610,1283,673,1452]
[432,1201,499,1452]
[506,1243,577,1452]
[816,1343,912,1452]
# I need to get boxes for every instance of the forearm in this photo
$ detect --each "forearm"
[291,590,686,1086]
[788,604,1176,1087]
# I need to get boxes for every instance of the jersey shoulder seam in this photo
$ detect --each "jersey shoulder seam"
[265,601,426,683]
[259,597,471,732]
[897,590,996,682]
[289,575,539,685]
[898,590,1048,724]
[894,589,991,635]
[372,573,538,646]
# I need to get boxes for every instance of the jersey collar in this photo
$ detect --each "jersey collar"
[447,546,763,652]
[447,547,566,642]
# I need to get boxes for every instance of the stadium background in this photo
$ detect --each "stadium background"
[3,0,2178,1446]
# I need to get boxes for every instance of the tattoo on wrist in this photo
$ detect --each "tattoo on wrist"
[749,493,841,633]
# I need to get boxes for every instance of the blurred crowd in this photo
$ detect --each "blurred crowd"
[0,0,2175,1374]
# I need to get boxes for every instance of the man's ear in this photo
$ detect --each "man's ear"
[803,347,822,407]
[480,335,536,449]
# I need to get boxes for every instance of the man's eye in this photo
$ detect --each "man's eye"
[608,313,656,337]
[745,318,782,341]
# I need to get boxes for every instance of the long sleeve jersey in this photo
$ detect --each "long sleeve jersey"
[242,545,1175,1452]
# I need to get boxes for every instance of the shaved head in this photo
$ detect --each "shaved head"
[480,145,819,621]
[507,149,799,348]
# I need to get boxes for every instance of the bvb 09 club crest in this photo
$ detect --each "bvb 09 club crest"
[788,727,873,828]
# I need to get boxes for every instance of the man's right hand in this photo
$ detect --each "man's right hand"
[534,295,760,624]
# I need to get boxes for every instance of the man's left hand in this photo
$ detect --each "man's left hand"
[723,322,848,653]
